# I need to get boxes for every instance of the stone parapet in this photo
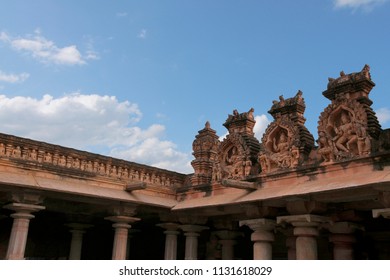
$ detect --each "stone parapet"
[0,132,186,190]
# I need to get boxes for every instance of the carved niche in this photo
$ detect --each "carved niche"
[317,65,381,162]
[259,91,314,173]
[213,108,261,181]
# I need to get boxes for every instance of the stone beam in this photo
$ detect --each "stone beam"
[221,179,258,191]
[125,182,147,192]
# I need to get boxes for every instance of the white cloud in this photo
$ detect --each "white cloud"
[219,114,271,142]
[334,0,388,10]
[0,93,192,173]
[0,71,30,83]
[253,114,271,140]
[376,107,390,125]
[0,30,97,65]
[138,29,147,39]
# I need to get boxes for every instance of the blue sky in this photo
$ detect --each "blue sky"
[0,0,389,173]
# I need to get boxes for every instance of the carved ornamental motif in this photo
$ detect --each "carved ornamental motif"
[317,65,381,162]
[215,109,261,180]
[259,91,314,173]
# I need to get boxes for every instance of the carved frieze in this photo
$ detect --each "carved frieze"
[0,133,185,188]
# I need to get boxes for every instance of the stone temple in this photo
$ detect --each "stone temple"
[0,65,389,260]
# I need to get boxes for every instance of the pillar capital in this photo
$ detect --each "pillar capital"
[277,214,330,227]
[372,208,390,219]
[105,215,140,225]
[4,203,45,214]
[158,222,180,232]
[214,230,244,241]
[66,223,93,231]
[327,222,364,234]
[239,218,276,232]
[180,224,209,233]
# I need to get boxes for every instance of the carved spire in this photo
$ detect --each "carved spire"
[223,108,256,136]
[191,122,220,185]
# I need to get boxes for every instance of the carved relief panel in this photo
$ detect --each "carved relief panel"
[259,91,314,173]
[317,65,381,163]
[260,121,301,173]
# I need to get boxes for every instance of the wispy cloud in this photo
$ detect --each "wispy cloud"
[333,0,389,11]
[116,12,128,17]
[376,107,390,125]
[0,93,192,173]
[137,29,147,39]
[0,70,30,83]
[0,30,98,65]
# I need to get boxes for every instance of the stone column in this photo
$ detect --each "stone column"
[4,203,45,260]
[214,230,243,260]
[328,222,363,260]
[158,223,180,260]
[105,216,140,260]
[286,235,297,260]
[181,225,208,260]
[66,223,92,260]
[239,219,276,260]
[126,229,140,260]
[277,215,329,260]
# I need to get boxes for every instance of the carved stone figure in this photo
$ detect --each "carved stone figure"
[214,109,261,180]
[44,152,53,163]
[333,112,357,153]
[223,146,244,179]
[261,128,300,172]
[58,155,66,166]
[260,91,314,173]
[318,65,380,161]
[317,131,335,162]
[13,146,22,158]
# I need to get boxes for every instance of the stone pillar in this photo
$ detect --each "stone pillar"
[286,235,297,260]
[239,219,276,260]
[277,215,329,260]
[66,223,92,260]
[181,225,208,260]
[158,223,180,260]
[105,216,140,260]
[126,229,140,260]
[214,230,243,260]
[328,222,363,260]
[4,203,45,260]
